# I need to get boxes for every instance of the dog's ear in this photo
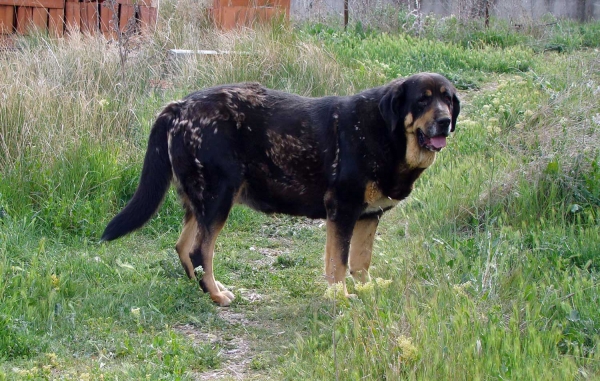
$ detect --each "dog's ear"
[379,81,405,132]
[451,93,460,132]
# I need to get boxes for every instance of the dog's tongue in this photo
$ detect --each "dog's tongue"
[429,135,447,149]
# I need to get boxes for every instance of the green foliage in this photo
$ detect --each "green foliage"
[304,26,534,89]
[543,20,600,52]
[0,315,41,360]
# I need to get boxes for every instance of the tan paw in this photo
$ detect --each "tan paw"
[215,281,228,292]
[211,291,235,307]
[350,269,371,284]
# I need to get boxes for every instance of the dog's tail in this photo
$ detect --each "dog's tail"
[101,106,177,242]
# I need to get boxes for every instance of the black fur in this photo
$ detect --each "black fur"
[100,111,175,241]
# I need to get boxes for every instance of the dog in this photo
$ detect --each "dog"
[101,72,460,306]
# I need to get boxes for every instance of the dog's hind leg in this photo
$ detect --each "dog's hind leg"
[175,206,197,279]
[187,181,239,307]
[190,220,234,306]
[348,217,379,284]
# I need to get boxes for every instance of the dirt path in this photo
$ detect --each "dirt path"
[174,301,283,380]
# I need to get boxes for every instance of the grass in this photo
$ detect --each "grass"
[1,4,599,380]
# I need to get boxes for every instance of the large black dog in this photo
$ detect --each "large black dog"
[102,73,460,306]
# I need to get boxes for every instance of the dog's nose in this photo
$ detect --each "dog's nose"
[436,117,451,134]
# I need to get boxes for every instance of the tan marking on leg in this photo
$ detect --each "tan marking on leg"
[349,218,379,283]
[364,181,384,204]
[324,219,349,296]
[198,221,235,307]
[232,181,247,205]
[175,214,198,279]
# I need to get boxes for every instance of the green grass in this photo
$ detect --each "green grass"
[1,5,599,380]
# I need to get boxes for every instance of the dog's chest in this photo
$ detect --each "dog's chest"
[363,196,399,215]
[362,181,399,215]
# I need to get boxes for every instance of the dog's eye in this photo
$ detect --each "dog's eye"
[442,93,452,104]
[417,96,429,107]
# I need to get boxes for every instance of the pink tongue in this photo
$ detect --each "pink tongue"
[430,135,447,149]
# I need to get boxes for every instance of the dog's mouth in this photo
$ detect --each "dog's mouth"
[417,129,447,152]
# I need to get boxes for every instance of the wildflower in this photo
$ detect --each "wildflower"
[323,283,350,307]
[453,281,473,297]
[397,335,418,363]
[374,278,392,288]
[354,281,374,294]
[488,124,501,133]
[131,307,141,320]
[459,119,479,129]
[46,352,58,366]
[51,274,60,290]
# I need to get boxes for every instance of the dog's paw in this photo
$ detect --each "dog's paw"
[211,281,235,306]
[211,291,235,307]
[215,281,228,292]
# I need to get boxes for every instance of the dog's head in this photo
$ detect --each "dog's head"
[379,73,460,153]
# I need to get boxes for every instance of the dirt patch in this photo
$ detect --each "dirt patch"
[175,308,279,380]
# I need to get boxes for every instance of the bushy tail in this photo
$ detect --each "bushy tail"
[101,111,175,242]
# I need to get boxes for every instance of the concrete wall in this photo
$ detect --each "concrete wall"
[291,0,600,22]
[419,0,600,22]
[291,0,345,21]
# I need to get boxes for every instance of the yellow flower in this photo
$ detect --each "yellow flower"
[355,278,392,295]
[453,281,473,297]
[374,278,392,288]
[323,283,350,307]
[50,274,60,290]
[354,281,374,294]
[46,352,58,365]
[397,335,418,363]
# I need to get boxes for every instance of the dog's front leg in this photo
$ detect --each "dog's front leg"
[348,216,379,283]
[323,192,362,297]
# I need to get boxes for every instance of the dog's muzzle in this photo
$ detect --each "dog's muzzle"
[417,117,452,152]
